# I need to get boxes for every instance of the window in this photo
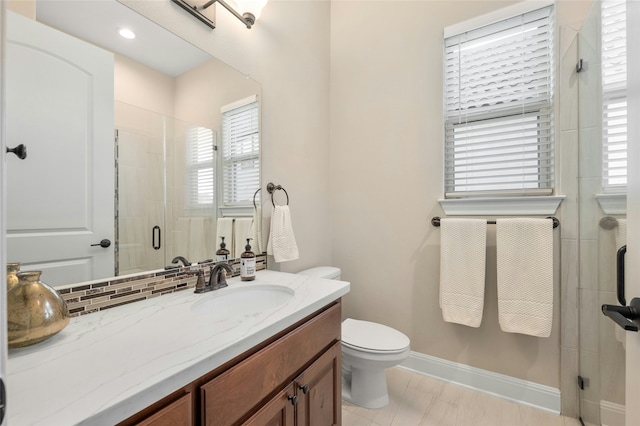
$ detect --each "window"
[221,95,260,206]
[602,0,627,192]
[443,5,555,197]
[186,126,216,209]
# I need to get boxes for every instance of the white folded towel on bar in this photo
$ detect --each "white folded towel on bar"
[496,218,553,337]
[234,218,254,258]
[439,218,487,327]
[267,205,299,263]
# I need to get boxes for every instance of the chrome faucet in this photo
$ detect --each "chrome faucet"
[195,263,234,294]
[171,256,192,267]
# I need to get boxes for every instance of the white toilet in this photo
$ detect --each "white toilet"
[297,267,411,409]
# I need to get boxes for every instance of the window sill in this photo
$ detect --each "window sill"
[438,196,565,216]
[595,193,626,215]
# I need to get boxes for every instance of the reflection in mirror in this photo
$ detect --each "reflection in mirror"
[5,0,261,287]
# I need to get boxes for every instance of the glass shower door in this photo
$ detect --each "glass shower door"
[577,1,627,424]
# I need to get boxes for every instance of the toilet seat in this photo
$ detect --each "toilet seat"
[342,319,410,354]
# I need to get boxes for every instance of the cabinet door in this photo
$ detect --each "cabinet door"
[243,383,295,426]
[296,342,341,426]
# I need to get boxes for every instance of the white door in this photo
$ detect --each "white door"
[1,4,8,426]
[5,11,114,287]
[626,1,640,424]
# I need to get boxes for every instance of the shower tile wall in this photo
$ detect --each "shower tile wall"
[116,101,166,275]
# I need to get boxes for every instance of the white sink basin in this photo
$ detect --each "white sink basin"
[190,284,295,317]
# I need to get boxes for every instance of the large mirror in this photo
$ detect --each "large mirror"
[5,0,261,288]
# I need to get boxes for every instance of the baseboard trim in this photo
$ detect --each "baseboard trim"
[600,400,625,426]
[399,351,561,414]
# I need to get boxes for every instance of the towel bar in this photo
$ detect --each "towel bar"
[431,216,559,229]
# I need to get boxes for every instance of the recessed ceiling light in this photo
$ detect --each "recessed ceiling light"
[119,28,136,39]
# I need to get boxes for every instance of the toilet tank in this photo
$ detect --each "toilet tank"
[297,266,341,280]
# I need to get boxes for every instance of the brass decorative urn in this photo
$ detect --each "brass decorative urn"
[7,271,70,348]
[6,262,21,292]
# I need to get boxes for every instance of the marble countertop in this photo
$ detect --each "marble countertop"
[7,270,350,425]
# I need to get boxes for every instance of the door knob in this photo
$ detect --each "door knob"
[299,384,309,394]
[90,239,111,248]
[6,144,27,160]
[602,297,640,332]
[287,394,297,405]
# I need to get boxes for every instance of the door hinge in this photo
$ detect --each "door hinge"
[578,375,589,390]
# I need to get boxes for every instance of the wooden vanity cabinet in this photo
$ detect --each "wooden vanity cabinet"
[243,341,341,426]
[119,301,342,426]
[201,302,341,425]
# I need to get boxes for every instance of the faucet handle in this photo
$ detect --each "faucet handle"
[194,270,207,293]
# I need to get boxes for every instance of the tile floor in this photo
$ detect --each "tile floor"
[341,367,583,426]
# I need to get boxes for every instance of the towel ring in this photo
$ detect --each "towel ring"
[266,182,289,207]
[253,188,261,209]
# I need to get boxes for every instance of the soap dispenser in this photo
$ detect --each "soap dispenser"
[216,237,230,261]
[240,238,256,281]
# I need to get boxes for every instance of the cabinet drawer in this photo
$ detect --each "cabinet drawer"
[201,303,341,426]
[134,393,192,426]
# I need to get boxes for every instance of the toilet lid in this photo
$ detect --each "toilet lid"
[342,318,410,353]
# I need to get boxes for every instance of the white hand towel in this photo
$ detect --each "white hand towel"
[251,205,263,254]
[216,218,235,256]
[267,205,299,263]
[234,218,254,258]
[615,218,627,349]
[496,218,553,337]
[439,218,487,327]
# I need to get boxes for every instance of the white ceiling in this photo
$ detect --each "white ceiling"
[36,0,211,77]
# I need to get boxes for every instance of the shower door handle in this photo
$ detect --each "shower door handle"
[617,245,627,305]
[152,226,161,250]
[602,298,640,332]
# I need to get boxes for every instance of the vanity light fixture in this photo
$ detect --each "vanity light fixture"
[171,0,268,29]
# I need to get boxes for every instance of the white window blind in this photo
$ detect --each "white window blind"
[444,6,555,197]
[187,126,216,208]
[221,96,260,206]
[602,0,627,192]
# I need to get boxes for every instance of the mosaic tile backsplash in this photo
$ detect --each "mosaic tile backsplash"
[59,255,267,317]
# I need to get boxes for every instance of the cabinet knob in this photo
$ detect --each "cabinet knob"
[299,384,309,394]
[287,394,297,405]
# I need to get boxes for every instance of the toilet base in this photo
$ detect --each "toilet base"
[342,365,390,409]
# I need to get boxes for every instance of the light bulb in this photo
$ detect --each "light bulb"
[234,0,268,23]
[118,28,136,39]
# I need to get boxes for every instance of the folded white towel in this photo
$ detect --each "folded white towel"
[234,218,254,258]
[267,205,299,263]
[216,218,235,256]
[496,218,553,337]
[251,205,263,255]
[439,218,487,327]
[615,218,627,349]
